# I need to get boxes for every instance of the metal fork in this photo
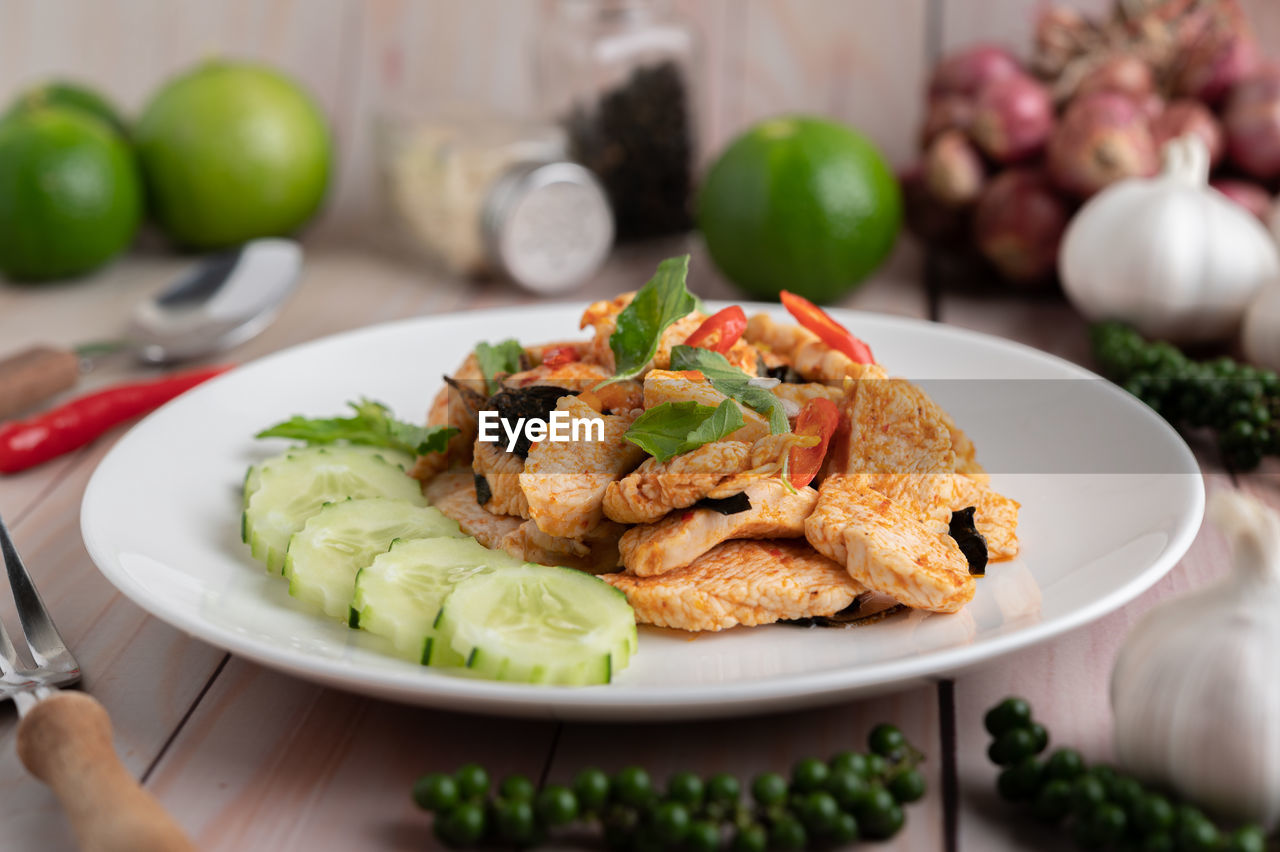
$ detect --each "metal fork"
[1,513,195,852]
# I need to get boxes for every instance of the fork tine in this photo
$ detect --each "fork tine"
[0,513,76,673]
[0,609,24,677]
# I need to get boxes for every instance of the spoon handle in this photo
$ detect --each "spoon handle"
[0,346,80,421]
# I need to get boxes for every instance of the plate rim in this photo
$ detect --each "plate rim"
[80,302,1205,720]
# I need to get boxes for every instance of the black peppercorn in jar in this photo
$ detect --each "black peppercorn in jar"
[535,0,701,241]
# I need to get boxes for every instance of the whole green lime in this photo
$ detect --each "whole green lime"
[134,61,331,249]
[698,116,902,303]
[0,108,142,281]
[3,80,129,137]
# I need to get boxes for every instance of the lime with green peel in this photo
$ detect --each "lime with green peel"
[698,116,903,303]
[3,80,129,137]
[0,108,142,282]
[134,61,332,249]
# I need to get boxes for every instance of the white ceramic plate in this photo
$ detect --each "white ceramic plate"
[81,304,1203,721]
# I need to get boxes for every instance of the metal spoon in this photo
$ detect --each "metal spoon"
[0,238,302,420]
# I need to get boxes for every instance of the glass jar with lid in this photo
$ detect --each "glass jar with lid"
[376,112,614,294]
[535,0,701,241]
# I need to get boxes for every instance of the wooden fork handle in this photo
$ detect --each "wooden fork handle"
[16,691,197,852]
[0,345,80,420]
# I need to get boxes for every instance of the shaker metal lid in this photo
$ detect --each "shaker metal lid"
[481,161,614,294]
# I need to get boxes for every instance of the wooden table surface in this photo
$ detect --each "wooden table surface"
[0,236,1263,852]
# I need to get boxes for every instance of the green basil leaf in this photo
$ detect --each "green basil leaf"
[257,398,457,457]
[605,254,698,384]
[623,399,744,463]
[668,345,791,434]
[475,339,525,393]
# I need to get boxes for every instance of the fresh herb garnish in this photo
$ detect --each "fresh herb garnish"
[669,345,790,434]
[623,399,744,463]
[474,339,525,393]
[603,254,699,384]
[257,399,457,457]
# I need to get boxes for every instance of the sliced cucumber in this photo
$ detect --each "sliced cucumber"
[284,498,464,620]
[432,564,637,685]
[351,537,523,663]
[242,445,423,573]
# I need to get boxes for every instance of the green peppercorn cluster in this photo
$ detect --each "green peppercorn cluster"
[985,696,1267,852]
[412,724,927,850]
[1091,322,1280,470]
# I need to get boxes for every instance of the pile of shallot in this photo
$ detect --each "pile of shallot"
[904,0,1280,289]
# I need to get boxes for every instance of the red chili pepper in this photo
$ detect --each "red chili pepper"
[684,305,748,354]
[779,291,875,364]
[0,364,234,474]
[541,345,580,368]
[788,397,841,488]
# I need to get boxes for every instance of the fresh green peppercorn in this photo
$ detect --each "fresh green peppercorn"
[1031,778,1072,823]
[1225,825,1267,852]
[865,753,888,778]
[868,723,907,758]
[1043,748,1084,782]
[1069,773,1106,817]
[494,798,536,845]
[791,757,830,793]
[751,772,789,807]
[574,767,611,812]
[988,727,1040,766]
[887,768,927,803]
[664,771,704,808]
[1106,775,1143,812]
[857,786,905,840]
[829,750,869,778]
[652,801,690,845]
[439,801,486,847]
[768,814,807,852]
[997,758,1044,803]
[731,823,768,852]
[535,784,578,827]
[612,767,653,808]
[797,790,841,836]
[1133,792,1175,834]
[705,772,740,805]
[1089,802,1127,845]
[499,774,535,802]
[1175,815,1219,852]
[453,763,490,800]
[412,772,459,811]
[1027,722,1049,754]
[684,820,721,852]
[984,697,1033,737]
[829,812,859,844]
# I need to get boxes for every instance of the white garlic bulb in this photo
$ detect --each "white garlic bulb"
[1111,491,1280,829]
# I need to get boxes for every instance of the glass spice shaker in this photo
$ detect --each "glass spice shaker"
[376,112,614,294]
[535,0,701,241]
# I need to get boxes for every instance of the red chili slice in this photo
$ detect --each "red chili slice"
[541,346,580,368]
[684,306,747,354]
[779,291,874,364]
[788,397,841,488]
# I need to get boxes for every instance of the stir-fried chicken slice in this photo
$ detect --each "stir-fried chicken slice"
[501,359,611,392]
[774,382,848,417]
[520,397,646,539]
[603,540,865,632]
[848,473,1020,561]
[827,366,956,476]
[411,354,486,485]
[806,475,975,614]
[644,370,772,442]
[580,293,757,374]
[602,440,754,525]
[424,471,523,549]
[500,519,624,575]
[619,479,818,576]
[471,440,530,519]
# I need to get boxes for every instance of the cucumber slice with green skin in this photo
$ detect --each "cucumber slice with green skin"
[284,497,464,620]
[432,564,637,685]
[242,446,423,573]
[351,537,523,663]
